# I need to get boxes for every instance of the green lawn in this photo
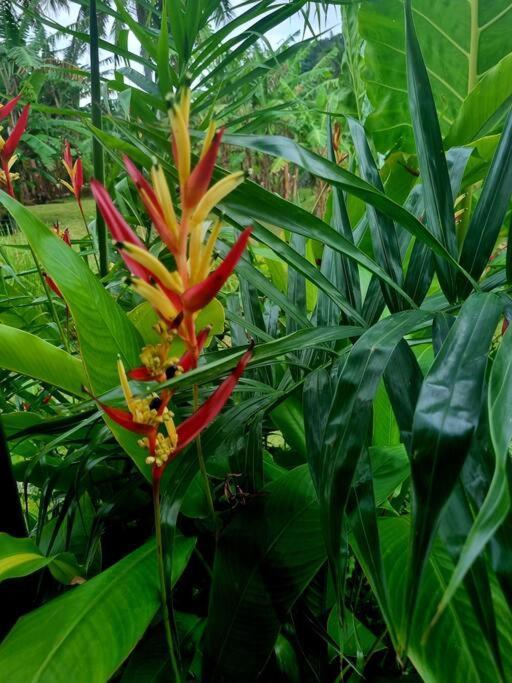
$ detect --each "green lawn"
[30,197,96,238]
[0,198,97,292]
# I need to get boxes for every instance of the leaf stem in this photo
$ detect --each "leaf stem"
[30,248,70,354]
[152,477,181,682]
[192,383,216,526]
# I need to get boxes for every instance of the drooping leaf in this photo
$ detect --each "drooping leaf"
[434,321,512,620]
[407,293,502,638]
[0,324,86,397]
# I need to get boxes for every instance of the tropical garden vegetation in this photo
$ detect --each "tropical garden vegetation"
[1,1,512,681]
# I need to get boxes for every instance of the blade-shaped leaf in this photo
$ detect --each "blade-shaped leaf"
[0,324,86,397]
[314,310,430,615]
[404,0,458,302]
[0,535,195,682]
[458,107,512,295]
[407,293,502,639]
[434,321,512,620]
[348,117,404,312]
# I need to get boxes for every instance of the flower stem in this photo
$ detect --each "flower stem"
[78,200,100,272]
[193,383,216,525]
[152,478,181,682]
[30,248,70,353]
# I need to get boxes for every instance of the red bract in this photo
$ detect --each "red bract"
[153,347,253,480]
[0,101,29,197]
[90,179,152,282]
[2,104,29,160]
[182,227,252,312]
[0,95,21,122]
[97,347,253,481]
[183,128,224,209]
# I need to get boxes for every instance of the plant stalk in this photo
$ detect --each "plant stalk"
[152,477,181,682]
[89,0,108,277]
[192,383,216,525]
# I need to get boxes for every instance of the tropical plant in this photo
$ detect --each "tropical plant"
[0,1,512,681]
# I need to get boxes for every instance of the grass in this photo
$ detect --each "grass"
[0,197,97,293]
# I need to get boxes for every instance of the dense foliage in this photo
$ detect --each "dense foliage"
[1,1,512,681]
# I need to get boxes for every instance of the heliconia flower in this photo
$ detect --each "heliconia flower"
[0,95,21,122]
[61,141,84,208]
[0,102,29,197]
[91,84,252,383]
[96,347,253,480]
[1,104,29,161]
[128,325,212,382]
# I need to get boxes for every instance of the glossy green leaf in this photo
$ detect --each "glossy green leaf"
[458,106,512,295]
[203,466,326,682]
[0,191,148,476]
[0,324,86,397]
[404,0,458,302]
[348,117,404,312]
[407,293,502,638]
[360,0,512,153]
[354,517,512,681]
[446,52,512,147]
[314,310,429,614]
[0,534,195,682]
[435,321,512,620]
[0,533,78,584]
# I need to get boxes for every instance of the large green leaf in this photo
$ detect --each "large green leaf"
[360,0,512,152]
[407,293,502,637]
[354,517,512,682]
[0,534,195,682]
[203,466,325,682]
[0,191,147,476]
[0,324,86,397]
[446,52,512,146]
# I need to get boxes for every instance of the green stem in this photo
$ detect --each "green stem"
[192,383,216,525]
[152,478,181,682]
[30,248,70,353]
[89,0,108,277]
[78,201,100,272]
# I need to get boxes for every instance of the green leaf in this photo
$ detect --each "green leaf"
[458,107,512,295]
[360,0,512,152]
[314,310,430,617]
[434,321,512,621]
[0,324,86,396]
[407,293,502,638]
[404,0,458,302]
[203,466,326,681]
[348,117,404,312]
[354,517,512,681]
[0,534,195,682]
[446,53,512,147]
[0,533,78,584]
[0,191,147,476]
